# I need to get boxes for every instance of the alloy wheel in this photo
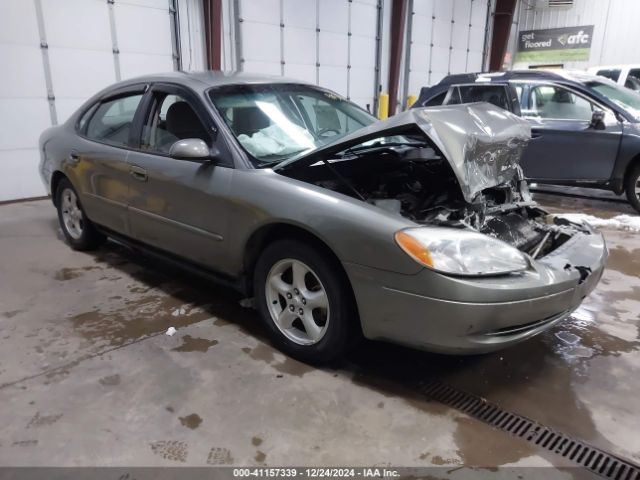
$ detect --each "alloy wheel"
[60,188,84,240]
[265,258,330,345]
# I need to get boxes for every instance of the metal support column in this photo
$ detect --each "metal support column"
[233,0,243,71]
[372,0,384,115]
[347,0,352,100]
[279,0,285,76]
[481,0,492,71]
[401,0,413,111]
[447,0,454,75]
[315,0,320,85]
[465,0,475,71]
[488,0,516,71]
[427,0,436,84]
[388,0,408,116]
[169,0,182,70]
[34,0,57,125]
[107,0,122,81]
[203,0,222,70]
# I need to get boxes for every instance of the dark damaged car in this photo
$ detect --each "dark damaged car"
[38,72,608,363]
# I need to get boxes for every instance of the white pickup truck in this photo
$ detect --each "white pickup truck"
[587,65,640,92]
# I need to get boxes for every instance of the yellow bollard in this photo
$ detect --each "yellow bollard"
[378,93,389,120]
[406,94,417,109]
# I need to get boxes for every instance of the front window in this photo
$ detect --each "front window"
[586,80,640,120]
[141,93,210,154]
[208,84,375,164]
[523,84,595,121]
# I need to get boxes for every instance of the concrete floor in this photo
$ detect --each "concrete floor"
[0,194,639,474]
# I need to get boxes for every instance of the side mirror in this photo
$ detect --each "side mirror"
[590,110,606,130]
[169,138,218,163]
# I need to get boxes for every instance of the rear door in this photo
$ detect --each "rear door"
[517,82,622,183]
[125,83,235,272]
[74,86,147,234]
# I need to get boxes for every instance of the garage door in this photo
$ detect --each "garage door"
[236,0,381,111]
[0,0,178,202]
[408,0,489,97]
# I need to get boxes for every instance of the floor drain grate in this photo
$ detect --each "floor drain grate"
[419,379,640,479]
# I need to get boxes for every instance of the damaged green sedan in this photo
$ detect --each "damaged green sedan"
[39,72,607,363]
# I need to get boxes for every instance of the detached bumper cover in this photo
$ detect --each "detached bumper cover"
[346,229,607,354]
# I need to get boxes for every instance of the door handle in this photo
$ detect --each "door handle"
[129,166,148,182]
[531,132,543,139]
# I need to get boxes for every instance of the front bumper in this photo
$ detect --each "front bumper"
[345,229,607,354]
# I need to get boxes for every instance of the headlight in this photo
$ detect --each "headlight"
[395,227,529,276]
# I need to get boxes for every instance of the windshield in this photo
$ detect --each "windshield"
[208,84,376,164]
[586,80,640,120]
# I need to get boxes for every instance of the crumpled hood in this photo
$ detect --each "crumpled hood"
[276,102,531,203]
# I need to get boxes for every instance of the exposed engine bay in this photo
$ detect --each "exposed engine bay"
[282,144,591,260]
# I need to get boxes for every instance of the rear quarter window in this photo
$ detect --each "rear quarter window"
[422,91,447,107]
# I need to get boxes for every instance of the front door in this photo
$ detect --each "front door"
[126,84,234,273]
[518,83,622,183]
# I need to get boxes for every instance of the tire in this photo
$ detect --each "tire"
[254,239,356,364]
[55,178,106,251]
[625,164,640,213]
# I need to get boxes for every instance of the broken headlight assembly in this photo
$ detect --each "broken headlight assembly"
[395,227,530,276]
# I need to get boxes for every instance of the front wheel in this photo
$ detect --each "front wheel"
[55,178,106,251]
[254,239,356,364]
[625,164,640,213]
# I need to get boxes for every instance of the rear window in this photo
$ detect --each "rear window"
[445,85,510,110]
[596,69,621,82]
[423,91,447,107]
[85,94,143,147]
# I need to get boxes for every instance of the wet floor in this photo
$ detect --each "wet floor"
[0,196,638,474]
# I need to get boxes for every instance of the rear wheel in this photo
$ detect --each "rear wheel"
[625,164,640,213]
[55,178,106,251]
[254,239,355,363]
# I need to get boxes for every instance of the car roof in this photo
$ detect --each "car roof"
[104,70,313,93]
[587,64,640,70]
[435,69,605,87]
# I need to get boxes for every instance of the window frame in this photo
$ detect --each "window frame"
[138,92,209,155]
[205,83,376,167]
[131,82,234,168]
[517,81,610,123]
[75,83,149,150]
[442,83,520,114]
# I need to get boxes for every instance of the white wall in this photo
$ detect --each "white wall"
[1,0,490,202]
[231,0,492,112]
[405,0,491,104]
[511,0,640,70]
[0,0,197,202]
[233,0,381,112]
[178,0,207,71]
